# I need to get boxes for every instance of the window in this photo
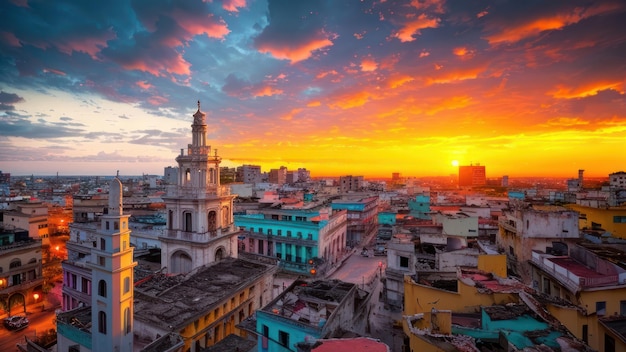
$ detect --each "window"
[98,280,107,297]
[621,300,626,316]
[71,274,77,289]
[82,278,89,293]
[124,308,131,334]
[98,311,107,334]
[286,231,292,237]
[596,301,606,316]
[614,216,626,223]
[124,277,130,294]
[278,330,289,347]
[399,256,409,268]
[582,325,588,344]
[98,256,105,266]
[100,238,105,250]
[277,230,282,236]
[605,334,616,352]
[9,260,21,269]
[543,278,551,295]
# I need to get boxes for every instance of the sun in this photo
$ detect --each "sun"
[451,160,459,167]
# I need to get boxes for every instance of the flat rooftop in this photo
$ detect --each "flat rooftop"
[264,279,355,328]
[134,258,273,331]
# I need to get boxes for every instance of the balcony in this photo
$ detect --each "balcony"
[165,185,230,198]
[0,277,44,295]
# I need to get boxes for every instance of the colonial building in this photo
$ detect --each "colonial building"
[497,204,580,281]
[160,102,240,274]
[0,226,43,317]
[235,207,347,275]
[331,196,378,247]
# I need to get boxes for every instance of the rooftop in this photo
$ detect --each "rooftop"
[599,316,626,344]
[134,258,274,331]
[263,279,355,329]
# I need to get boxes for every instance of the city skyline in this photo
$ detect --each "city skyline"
[1,0,625,178]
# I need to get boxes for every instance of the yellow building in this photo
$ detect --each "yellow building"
[530,242,626,351]
[133,257,276,352]
[567,204,626,239]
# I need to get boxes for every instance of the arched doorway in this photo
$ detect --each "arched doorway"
[208,211,217,233]
[7,293,25,316]
[215,247,225,262]
[170,250,192,274]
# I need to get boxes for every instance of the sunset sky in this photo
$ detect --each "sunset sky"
[1,0,625,178]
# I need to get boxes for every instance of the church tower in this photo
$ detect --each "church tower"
[89,178,136,352]
[161,101,239,274]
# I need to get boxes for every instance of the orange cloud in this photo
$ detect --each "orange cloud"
[426,95,473,115]
[316,70,339,79]
[388,75,414,89]
[253,86,284,97]
[147,95,168,106]
[360,59,378,72]
[136,81,152,90]
[394,14,439,42]
[485,3,621,44]
[426,66,485,85]
[549,82,624,99]
[307,101,321,107]
[122,52,191,77]
[222,0,246,12]
[539,117,590,127]
[176,13,230,40]
[328,91,373,110]
[419,50,430,58]
[257,35,334,64]
[42,68,66,76]
[453,47,475,59]
[280,108,302,121]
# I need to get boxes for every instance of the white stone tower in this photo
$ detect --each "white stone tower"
[89,178,136,352]
[160,101,239,274]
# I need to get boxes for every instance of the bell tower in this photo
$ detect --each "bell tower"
[89,178,136,351]
[160,102,239,274]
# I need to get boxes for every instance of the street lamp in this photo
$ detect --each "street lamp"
[33,293,40,311]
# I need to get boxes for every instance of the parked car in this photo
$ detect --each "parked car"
[4,315,29,330]
[373,245,387,256]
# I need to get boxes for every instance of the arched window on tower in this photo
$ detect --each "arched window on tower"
[124,307,131,334]
[98,311,107,334]
[208,211,217,233]
[185,168,191,184]
[184,212,192,232]
[98,280,107,297]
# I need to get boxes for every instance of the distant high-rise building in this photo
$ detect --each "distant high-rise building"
[339,175,363,193]
[458,164,486,187]
[236,164,262,183]
[502,175,509,187]
[610,171,626,189]
[268,166,287,185]
[163,166,178,185]
[392,172,401,181]
[297,168,310,182]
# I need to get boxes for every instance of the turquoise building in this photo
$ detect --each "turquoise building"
[408,194,431,219]
[331,196,378,247]
[255,279,362,352]
[234,208,347,275]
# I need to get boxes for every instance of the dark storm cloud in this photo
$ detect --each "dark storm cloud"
[0,91,24,110]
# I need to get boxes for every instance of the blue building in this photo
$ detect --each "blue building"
[331,196,378,247]
[408,194,431,220]
[235,207,347,275]
[254,279,367,352]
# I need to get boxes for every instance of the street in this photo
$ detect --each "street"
[0,307,57,351]
[326,250,404,352]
